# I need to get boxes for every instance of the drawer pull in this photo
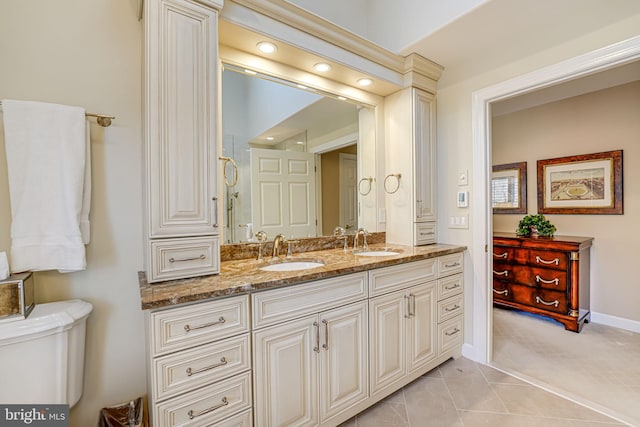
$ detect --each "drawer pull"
[445,304,460,312]
[322,319,329,350]
[444,262,460,268]
[444,283,460,291]
[493,252,508,258]
[493,270,508,277]
[493,289,508,296]
[188,396,228,420]
[535,296,559,308]
[169,254,206,263]
[184,316,225,333]
[313,321,320,353]
[186,357,227,377]
[445,327,460,336]
[535,255,559,266]
[535,275,559,285]
[420,232,435,236]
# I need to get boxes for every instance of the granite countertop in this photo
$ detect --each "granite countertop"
[138,243,466,310]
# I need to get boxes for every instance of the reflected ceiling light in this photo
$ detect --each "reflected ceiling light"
[256,41,277,54]
[296,141,305,145]
[357,78,373,87]
[337,96,347,101]
[266,136,275,141]
[244,69,257,75]
[313,63,332,73]
[297,84,308,90]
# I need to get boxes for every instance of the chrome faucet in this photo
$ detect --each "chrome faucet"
[272,234,287,258]
[353,228,369,252]
[255,231,268,261]
[334,226,348,252]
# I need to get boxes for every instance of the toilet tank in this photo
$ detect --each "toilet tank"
[0,299,93,407]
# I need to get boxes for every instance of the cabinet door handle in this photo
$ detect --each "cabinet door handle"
[188,397,228,420]
[493,252,508,258]
[445,304,460,312]
[410,294,416,317]
[212,196,219,228]
[184,316,225,333]
[445,327,460,336]
[404,295,412,319]
[313,321,320,353]
[444,283,460,291]
[493,270,508,277]
[535,255,559,265]
[493,288,509,296]
[186,357,227,377]
[535,296,559,308]
[169,254,206,263]
[535,275,559,285]
[322,319,329,350]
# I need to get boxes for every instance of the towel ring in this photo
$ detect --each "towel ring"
[358,177,374,196]
[384,173,402,194]
[219,156,238,187]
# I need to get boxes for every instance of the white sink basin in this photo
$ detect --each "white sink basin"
[259,260,325,272]
[354,250,400,257]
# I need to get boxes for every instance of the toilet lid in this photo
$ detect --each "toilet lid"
[0,299,93,343]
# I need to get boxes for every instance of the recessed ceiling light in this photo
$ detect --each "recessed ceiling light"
[296,141,305,145]
[266,136,274,141]
[256,41,277,54]
[244,69,257,75]
[338,96,347,101]
[313,63,332,73]
[357,78,373,87]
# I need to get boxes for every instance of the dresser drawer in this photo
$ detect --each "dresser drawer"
[154,371,252,427]
[414,222,436,245]
[252,272,367,329]
[153,334,250,401]
[492,281,513,302]
[511,266,567,291]
[150,295,249,356]
[369,259,436,297]
[437,274,463,301]
[492,247,514,262]
[437,316,463,357]
[525,249,568,270]
[437,294,463,323]
[510,284,568,314]
[438,253,463,277]
[149,236,220,282]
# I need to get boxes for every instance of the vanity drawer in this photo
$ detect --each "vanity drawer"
[252,272,367,329]
[438,253,464,277]
[369,259,436,297]
[149,236,220,283]
[154,371,252,427]
[414,222,436,245]
[437,274,463,301]
[150,295,249,356]
[438,294,463,323]
[216,409,252,427]
[437,316,463,357]
[153,334,250,401]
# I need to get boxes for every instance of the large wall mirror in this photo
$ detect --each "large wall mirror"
[221,64,378,243]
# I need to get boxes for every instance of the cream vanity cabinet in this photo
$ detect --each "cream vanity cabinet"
[385,87,437,246]
[145,295,252,426]
[143,0,221,283]
[252,273,369,426]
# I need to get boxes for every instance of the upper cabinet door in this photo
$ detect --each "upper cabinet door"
[413,89,436,222]
[146,0,219,238]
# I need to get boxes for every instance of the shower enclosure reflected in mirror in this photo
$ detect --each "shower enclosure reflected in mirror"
[221,65,375,244]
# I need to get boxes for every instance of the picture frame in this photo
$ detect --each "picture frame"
[492,161,527,214]
[537,150,623,214]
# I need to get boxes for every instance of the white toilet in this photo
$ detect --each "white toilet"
[0,299,93,407]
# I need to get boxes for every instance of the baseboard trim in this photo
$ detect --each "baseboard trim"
[590,311,640,334]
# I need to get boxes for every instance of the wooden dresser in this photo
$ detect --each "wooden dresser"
[492,233,593,332]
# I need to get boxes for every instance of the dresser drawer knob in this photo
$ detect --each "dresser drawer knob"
[535,275,559,285]
[493,252,508,259]
[188,396,228,420]
[184,316,226,333]
[493,289,508,296]
[445,327,460,336]
[186,357,228,377]
[535,296,559,308]
[493,270,508,277]
[535,255,559,265]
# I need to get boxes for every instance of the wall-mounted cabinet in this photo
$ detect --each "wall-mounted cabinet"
[143,0,222,282]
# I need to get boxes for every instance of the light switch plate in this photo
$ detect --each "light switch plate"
[458,169,468,186]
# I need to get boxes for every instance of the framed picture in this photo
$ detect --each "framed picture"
[492,162,527,214]
[537,150,623,214]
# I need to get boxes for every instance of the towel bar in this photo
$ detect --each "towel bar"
[0,101,115,128]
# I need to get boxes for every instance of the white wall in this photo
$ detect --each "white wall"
[492,81,640,322]
[435,14,640,349]
[0,1,146,425]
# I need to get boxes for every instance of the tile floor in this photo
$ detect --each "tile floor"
[492,307,640,426]
[340,356,622,426]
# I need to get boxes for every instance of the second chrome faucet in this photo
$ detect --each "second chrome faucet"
[353,228,369,252]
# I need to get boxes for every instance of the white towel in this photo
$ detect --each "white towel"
[2,99,91,272]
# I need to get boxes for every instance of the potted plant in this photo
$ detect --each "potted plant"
[516,214,556,237]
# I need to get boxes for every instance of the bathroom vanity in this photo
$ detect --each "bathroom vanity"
[139,243,465,426]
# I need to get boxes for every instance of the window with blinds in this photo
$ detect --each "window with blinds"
[492,175,518,207]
